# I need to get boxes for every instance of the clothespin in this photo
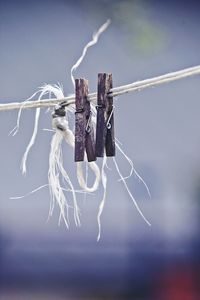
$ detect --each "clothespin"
[96,73,115,157]
[75,78,96,162]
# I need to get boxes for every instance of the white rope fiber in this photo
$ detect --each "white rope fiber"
[97,155,107,242]
[92,106,151,240]
[48,87,100,227]
[70,19,111,87]
[113,157,151,227]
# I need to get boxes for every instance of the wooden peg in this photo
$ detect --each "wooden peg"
[75,78,96,162]
[105,74,115,156]
[96,73,115,157]
[75,78,87,162]
[85,86,96,162]
[96,73,109,157]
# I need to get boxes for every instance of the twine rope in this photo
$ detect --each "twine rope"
[0,65,199,112]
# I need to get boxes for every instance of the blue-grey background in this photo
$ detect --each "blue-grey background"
[0,0,200,299]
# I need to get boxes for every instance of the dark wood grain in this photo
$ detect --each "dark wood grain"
[85,85,96,162]
[96,73,108,157]
[74,78,87,162]
[75,78,96,162]
[96,73,115,157]
[105,74,115,156]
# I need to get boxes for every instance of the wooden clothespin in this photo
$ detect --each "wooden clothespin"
[75,78,96,162]
[96,73,115,157]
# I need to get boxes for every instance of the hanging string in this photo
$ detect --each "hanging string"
[70,19,111,87]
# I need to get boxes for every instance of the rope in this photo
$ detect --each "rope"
[0,65,200,112]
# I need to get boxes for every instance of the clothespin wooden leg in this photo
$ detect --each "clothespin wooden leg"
[105,74,115,157]
[96,73,109,157]
[85,86,96,162]
[75,78,96,162]
[75,78,87,162]
[96,73,115,157]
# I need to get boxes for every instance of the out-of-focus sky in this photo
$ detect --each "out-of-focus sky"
[0,0,200,299]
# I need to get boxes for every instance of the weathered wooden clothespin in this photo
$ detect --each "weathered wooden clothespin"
[75,78,96,162]
[96,73,115,157]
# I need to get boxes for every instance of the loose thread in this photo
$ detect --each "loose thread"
[70,19,111,87]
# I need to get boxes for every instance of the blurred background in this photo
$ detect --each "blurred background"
[0,0,200,299]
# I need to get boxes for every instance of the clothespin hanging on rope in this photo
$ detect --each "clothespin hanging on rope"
[75,78,96,162]
[96,73,115,157]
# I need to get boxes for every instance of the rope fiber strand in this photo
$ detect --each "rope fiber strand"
[0,65,200,111]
